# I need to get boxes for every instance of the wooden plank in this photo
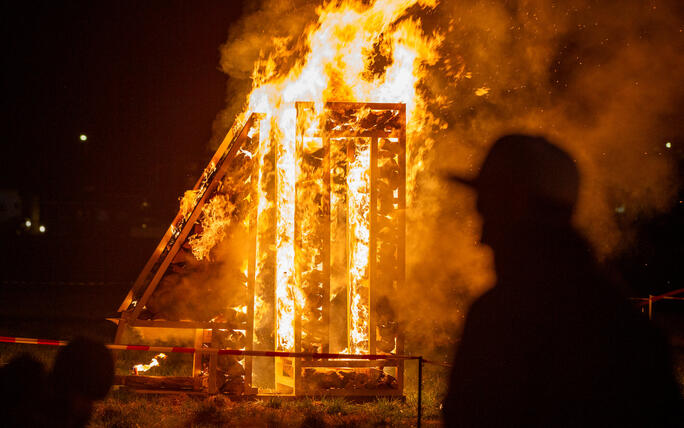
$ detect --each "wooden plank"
[192,329,204,391]
[118,114,253,313]
[128,114,259,322]
[326,102,405,110]
[115,375,196,390]
[298,360,399,368]
[275,357,295,391]
[396,104,407,395]
[369,137,377,356]
[245,118,260,392]
[298,388,403,397]
[127,320,245,329]
[112,318,127,362]
[316,130,402,139]
[294,102,305,396]
[322,110,331,355]
[345,138,354,353]
[208,331,218,394]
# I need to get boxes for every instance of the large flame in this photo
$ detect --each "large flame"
[247,0,442,353]
[186,0,443,354]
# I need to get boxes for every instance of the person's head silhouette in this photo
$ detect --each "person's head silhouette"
[450,135,579,263]
[49,337,114,428]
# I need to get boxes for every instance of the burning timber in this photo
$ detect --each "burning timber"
[114,102,406,397]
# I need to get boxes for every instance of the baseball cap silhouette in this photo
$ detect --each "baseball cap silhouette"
[447,134,579,213]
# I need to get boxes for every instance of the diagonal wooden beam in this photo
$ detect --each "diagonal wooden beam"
[118,114,255,312]
[124,113,262,322]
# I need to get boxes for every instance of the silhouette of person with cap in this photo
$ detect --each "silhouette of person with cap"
[443,135,682,427]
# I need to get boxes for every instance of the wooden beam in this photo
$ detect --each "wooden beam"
[127,114,260,322]
[118,114,254,313]
[127,320,246,330]
[325,102,405,110]
[298,360,399,368]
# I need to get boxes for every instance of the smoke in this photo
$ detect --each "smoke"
[422,0,683,254]
[146,225,250,322]
[211,0,683,357]
[210,0,319,149]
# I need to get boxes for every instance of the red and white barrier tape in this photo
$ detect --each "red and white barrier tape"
[635,288,684,306]
[0,335,451,366]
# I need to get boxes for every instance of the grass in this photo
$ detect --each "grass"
[0,342,446,427]
[90,391,435,427]
[0,343,60,368]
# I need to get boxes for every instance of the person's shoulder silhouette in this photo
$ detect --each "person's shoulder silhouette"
[0,353,49,427]
[47,336,115,428]
[443,134,683,427]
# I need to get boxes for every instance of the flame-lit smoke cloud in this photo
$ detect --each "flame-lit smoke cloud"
[212,0,683,355]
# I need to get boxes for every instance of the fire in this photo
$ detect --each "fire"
[347,140,371,353]
[248,0,441,355]
[181,0,443,356]
[188,194,236,260]
[133,353,166,374]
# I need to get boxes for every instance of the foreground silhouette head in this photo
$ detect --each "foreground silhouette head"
[49,337,114,427]
[449,134,579,250]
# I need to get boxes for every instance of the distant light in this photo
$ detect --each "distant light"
[615,205,625,214]
[39,225,46,233]
[141,223,147,229]
[79,134,88,142]
[665,142,671,149]
[25,219,32,228]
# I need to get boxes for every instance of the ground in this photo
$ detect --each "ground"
[90,391,443,427]
[1,320,682,427]
[0,342,447,427]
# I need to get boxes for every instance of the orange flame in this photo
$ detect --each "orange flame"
[246,0,442,354]
[133,353,167,374]
[188,195,236,260]
[180,0,443,355]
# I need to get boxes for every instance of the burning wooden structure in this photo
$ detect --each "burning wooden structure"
[114,102,406,397]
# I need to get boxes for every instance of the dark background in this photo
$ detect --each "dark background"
[1,1,245,338]
[0,1,681,341]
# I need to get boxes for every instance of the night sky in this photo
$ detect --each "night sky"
[2,1,245,285]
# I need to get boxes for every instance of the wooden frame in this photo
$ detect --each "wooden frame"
[114,113,265,395]
[115,103,406,398]
[274,102,406,396]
